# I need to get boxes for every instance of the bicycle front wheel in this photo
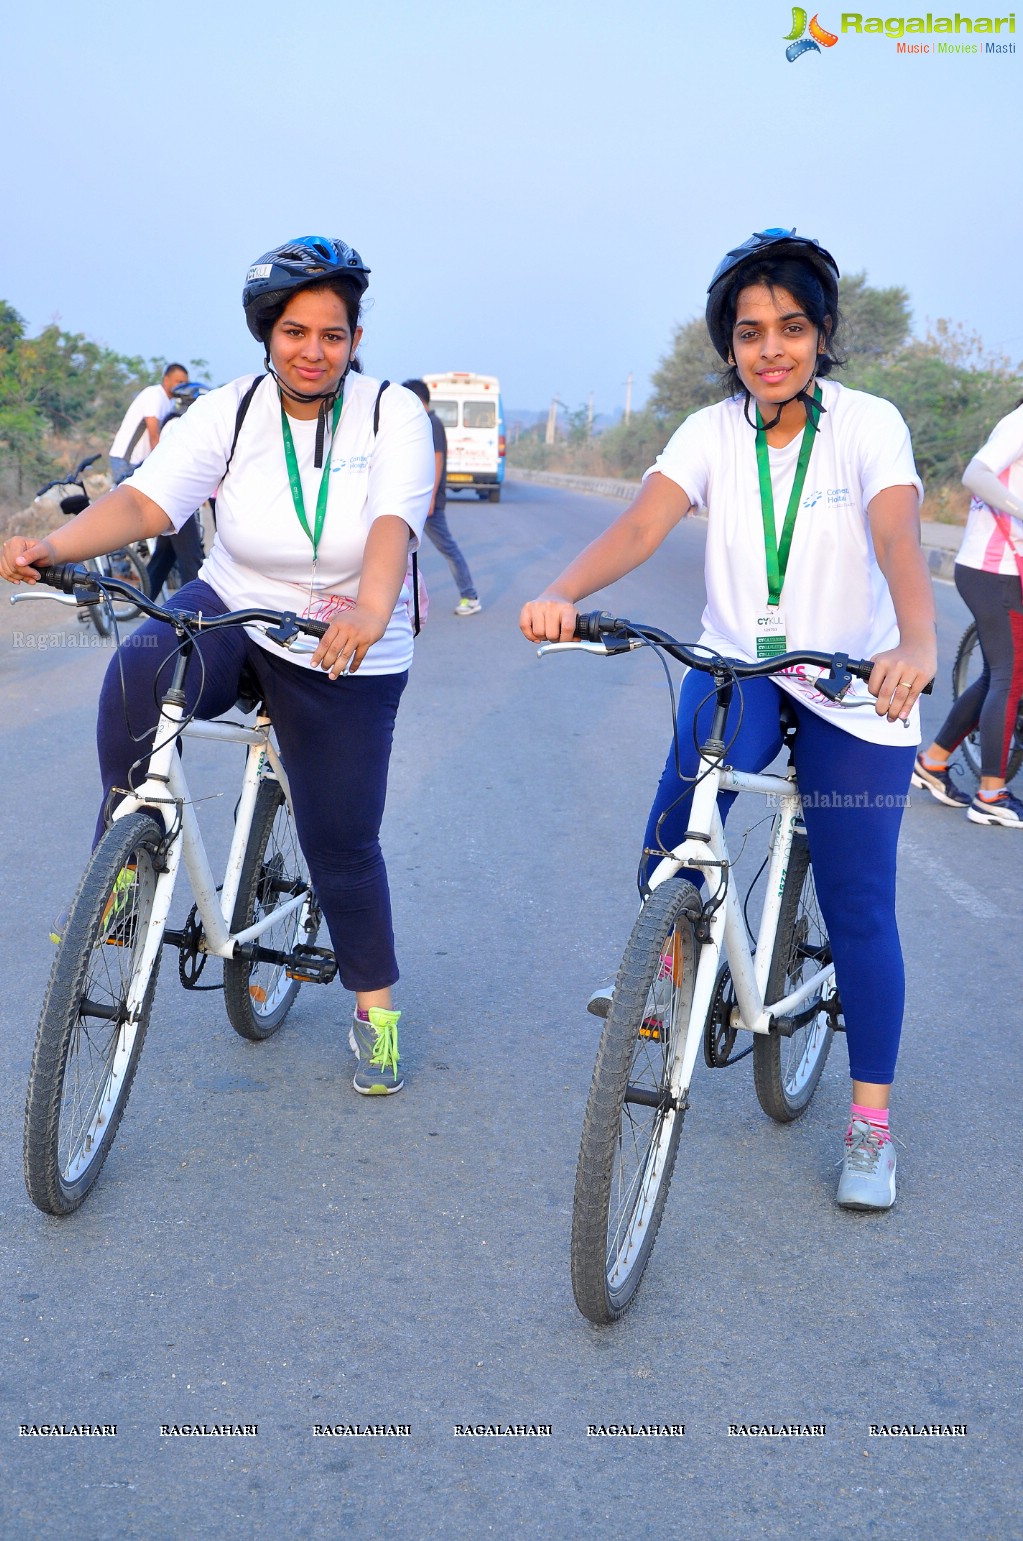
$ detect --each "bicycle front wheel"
[952,623,1023,784]
[223,780,322,1041]
[571,877,701,1325]
[753,831,835,1122]
[24,813,164,1214]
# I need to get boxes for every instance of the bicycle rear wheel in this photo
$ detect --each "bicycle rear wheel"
[753,831,835,1122]
[952,623,1023,784]
[24,813,164,1214]
[571,877,701,1325]
[223,780,322,1041]
[99,546,150,622]
[81,557,112,638]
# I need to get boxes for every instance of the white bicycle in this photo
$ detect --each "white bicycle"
[18,564,336,1215]
[541,612,928,1325]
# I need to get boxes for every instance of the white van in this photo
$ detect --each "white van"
[424,372,506,502]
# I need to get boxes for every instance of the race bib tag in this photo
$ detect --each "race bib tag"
[755,608,787,659]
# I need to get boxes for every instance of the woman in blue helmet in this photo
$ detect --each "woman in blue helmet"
[521,229,937,1210]
[2,236,435,1096]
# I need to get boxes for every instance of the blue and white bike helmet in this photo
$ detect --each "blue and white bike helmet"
[242,236,371,342]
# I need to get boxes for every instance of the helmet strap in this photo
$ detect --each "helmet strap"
[264,351,352,467]
[742,358,828,436]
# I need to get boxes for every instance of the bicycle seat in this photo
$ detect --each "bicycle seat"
[234,663,264,715]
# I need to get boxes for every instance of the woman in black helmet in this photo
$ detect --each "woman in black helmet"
[1,236,435,1096]
[521,228,937,1211]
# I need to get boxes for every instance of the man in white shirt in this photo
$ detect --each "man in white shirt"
[108,363,188,483]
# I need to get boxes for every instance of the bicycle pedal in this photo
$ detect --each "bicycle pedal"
[286,945,338,984]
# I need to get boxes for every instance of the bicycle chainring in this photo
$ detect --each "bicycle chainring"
[178,903,212,989]
[703,965,742,1068]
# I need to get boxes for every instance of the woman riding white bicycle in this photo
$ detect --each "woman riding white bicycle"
[521,228,936,1210]
[1,235,434,1096]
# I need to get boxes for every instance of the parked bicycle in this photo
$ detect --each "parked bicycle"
[951,621,1023,784]
[539,612,929,1325]
[17,564,336,1215]
[20,457,149,635]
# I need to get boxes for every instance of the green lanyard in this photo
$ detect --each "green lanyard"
[754,385,820,608]
[279,395,344,561]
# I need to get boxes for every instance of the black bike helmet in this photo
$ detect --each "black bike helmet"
[705,227,839,362]
[242,236,371,342]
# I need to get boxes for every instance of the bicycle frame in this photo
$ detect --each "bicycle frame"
[539,619,857,1110]
[645,751,832,1106]
[109,690,302,1011]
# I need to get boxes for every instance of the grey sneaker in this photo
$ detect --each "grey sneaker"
[349,1008,404,1095]
[967,789,1023,826]
[910,754,970,808]
[836,1120,897,1210]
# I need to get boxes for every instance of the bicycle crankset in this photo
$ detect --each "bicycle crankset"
[176,903,214,990]
[703,965,748,1068]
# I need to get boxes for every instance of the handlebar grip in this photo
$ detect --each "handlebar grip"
[302,619,330,639]
[33,563,92,594]
[573,610,615,642]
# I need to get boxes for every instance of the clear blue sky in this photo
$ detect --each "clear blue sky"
[2,0,1020,416]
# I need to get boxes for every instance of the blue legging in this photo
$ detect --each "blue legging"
[96,580,407,993]
[642,673,916,1085]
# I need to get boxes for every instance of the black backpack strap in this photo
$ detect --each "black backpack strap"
[372,381,421,637]
[373,379,389,435]
[222,374,266,483]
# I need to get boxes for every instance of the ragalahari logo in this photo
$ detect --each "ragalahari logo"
[784,8,839,58]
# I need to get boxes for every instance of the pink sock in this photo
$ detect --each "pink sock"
[355,1008,370,1022]
[849,1103,890,1143]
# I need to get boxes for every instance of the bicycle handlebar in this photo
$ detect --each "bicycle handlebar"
[30,563,331,642]
[34,455,101,500]
[560,611,932,702]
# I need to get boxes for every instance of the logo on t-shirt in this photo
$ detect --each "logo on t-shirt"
[802,487,852,509]
[330,455,369,473]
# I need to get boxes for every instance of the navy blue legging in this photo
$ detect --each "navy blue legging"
[96,580,407,993]
[642,673,916,1085]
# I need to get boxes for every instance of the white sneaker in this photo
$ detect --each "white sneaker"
[836,1120,896,1210]
[454,598,482,616]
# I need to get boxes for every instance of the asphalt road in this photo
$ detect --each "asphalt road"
[1,481,1020,1540]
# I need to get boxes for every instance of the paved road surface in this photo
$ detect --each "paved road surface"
[1,483,1019,1539]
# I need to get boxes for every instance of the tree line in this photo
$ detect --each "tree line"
[511,276,1023,503]
[0,299,205,508]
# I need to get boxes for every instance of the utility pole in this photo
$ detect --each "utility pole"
[545,397,560,446]
[624,373,633,425]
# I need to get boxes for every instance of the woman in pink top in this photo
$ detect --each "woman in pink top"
[913,401,1023,825]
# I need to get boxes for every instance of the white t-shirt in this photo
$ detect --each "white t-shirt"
[129,372,435,674]
[956,403,1023,576]
[109,383,175,464]
[646,379,924,745]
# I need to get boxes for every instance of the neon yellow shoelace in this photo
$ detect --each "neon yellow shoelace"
[367,1008,401,1076]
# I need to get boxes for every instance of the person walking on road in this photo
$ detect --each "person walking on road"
[108,363,189,484]
[2,236,435,1097]
[403,378,481,616]
[913,402,1023,826]
[521,227,936,1213]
